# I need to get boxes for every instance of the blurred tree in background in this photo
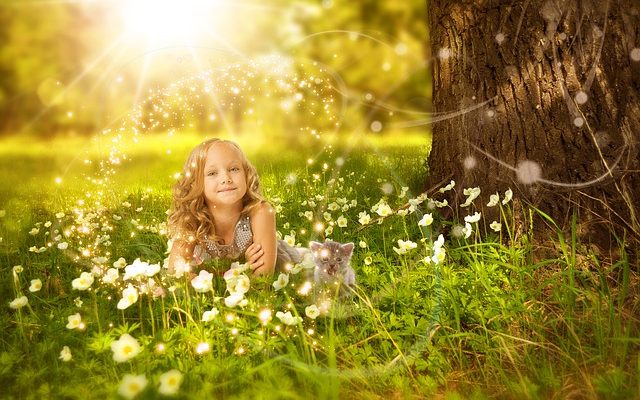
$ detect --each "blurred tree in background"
[0,0,429,138]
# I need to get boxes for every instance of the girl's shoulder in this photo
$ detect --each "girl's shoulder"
[248,200,274,218]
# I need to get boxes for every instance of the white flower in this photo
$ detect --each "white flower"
[272,273,289,291]
[29,279,42,292]
[305,305,320,319]
[12,265,23,274]
[118,374,147,399]
[44,221,52,228]
[92,256,108,265]
[202,308,219,322]
[337,215,347,227]
[72,272,94,291]
[191,270,213,293]
[224,293,245,308]
[158,369,183,396]
[375,203,393,217]
[111,333,141,363]
[461,187,481,207]
[418,213,433,227]
[74,297,83,307]
[300,253,316,270]
[102,268,119,285]
[9,296,28,309]
[397,209,409,217]
[304,211,313,220]
[399,186,409,198]
[276,311,302,326]
[123,258,149,280]
[324,226,333,236]
[364,256,373,265]
[393,239,417,255]
[228,274,250,295]
[490,221,502,232]
[434,199,448,208]
[29,227,39,235]
[284,234,296,246]
[59,346,72,362]
[359,240,367,248]
[431,235,446,264]
[439,180,455,193]
[323,212,332,222]
[502,189,513,205]
[463,222,473,239]
[55,212,65,219]
[113,257,127,269]
[358,212,371,225]
[117,284,139,310]
[487,193,499,207]
[57,242,68,250]
[144,263,161,277]
[464,212,482,224]
[66,313,82,329]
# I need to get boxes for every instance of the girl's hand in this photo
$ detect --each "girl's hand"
[245,243,265,270]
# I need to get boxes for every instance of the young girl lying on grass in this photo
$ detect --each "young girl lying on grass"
[166,138,300,277]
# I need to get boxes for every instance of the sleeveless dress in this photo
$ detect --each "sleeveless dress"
[191,213,303,270]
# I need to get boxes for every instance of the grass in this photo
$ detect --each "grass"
[1,131,638,399]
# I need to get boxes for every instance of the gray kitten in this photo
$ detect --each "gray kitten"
[310,240,355,296]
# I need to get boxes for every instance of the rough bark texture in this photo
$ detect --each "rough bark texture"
[427,0,640,251]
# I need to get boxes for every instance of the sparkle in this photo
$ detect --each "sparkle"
[314,222,324,232]
[370,120,382,133]
[196,342,210,354]
[516,160,542,185]
[574,91,588,105]
[630,48,640,62]
[438,47,451,59]
[495,33,505,44]
[55,177,62,184]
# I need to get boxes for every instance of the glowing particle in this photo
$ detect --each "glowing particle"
[574,91,588,105]
[196,342,210,354]
[259,309,272,323]
[630,48,640,62]
[156,343,165,353]
[463,156,477,170]
[438,48,451,59]
[364,93,374,102]
[495,33,505,44]
[370,120,382,133]
[335,157,344,166]
[486,109,496,118]
[516,160,542,185]
[55,177,62,184]
[314,222,324,232]
[558,32,567,40]
[573,117,584,127]
[225,313,234,322]
[382,62,391,71]
[395,42,407,55]
[307,158,314,165]
[67,111,73,118]
[231,328,239,335]
[381,182,393,195]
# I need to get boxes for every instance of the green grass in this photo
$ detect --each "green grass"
[1,131,638,399]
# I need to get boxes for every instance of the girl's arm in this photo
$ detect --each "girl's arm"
[248,202,277,275]
[167,239,195,276]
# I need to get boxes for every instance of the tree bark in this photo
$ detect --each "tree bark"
[427,0,640,251]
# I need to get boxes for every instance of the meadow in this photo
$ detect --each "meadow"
[1,131,638,399]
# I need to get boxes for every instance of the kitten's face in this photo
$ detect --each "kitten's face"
[310,240,354,276]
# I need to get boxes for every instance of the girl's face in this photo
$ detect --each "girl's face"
[202,143,248,209]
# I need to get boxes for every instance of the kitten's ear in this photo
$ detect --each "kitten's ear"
[342,242,354,255]
[309,241,323,252]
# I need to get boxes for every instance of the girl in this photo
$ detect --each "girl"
[167,138,290,276]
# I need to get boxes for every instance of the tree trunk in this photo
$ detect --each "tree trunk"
[427,0,640,251]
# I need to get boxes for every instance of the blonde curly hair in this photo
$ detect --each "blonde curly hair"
[168,138,264,244]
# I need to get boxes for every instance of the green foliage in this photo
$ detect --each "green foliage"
[1,133,639,399]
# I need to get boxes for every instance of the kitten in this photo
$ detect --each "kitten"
[310,240,355,296]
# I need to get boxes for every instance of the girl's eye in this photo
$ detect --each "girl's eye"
[230,167,240,172]
[207,171,217,176]
[336,258,342,262]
